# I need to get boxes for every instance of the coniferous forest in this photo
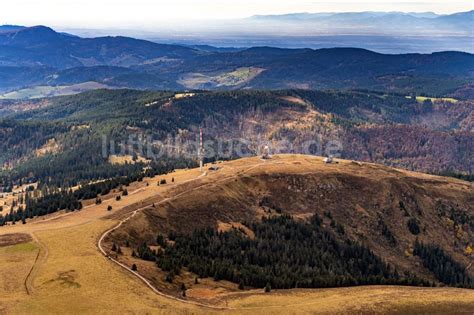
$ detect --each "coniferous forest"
[134,215,453,289]
[414,240,473,288]
[0,157,195,225]
[1,89,473,192]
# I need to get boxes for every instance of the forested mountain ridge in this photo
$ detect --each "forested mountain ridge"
[0,26,201,69]
[0,89,472,192]
[0,26,473,97]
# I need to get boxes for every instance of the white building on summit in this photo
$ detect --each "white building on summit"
[323,155,334,164]
[261,145,271,159]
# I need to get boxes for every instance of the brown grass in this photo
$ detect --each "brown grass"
[224,286,474,314]
[108,154,151,165]
[35,138,59,157]
[218,221,255,239]
[109,154,474,305]
[0,155,472,313]
[0,242,39,313]
[0,233,32,247]
[280,96,308,105]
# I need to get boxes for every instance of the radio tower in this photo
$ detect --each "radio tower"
[199,127,204,173]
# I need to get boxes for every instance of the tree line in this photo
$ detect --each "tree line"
[136,215,433,289]
[0,158,193,226]
[414,239,473,288]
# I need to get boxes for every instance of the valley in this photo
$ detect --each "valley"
[0,26,473,96]
[0,155,473,313]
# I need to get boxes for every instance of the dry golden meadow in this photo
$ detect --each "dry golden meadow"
[0,155,473,314]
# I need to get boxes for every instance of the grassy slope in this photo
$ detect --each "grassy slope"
[0,241,39,313]
[0,156,472,313]
[108,155,473,307]
[225,286,474,314]
[0,170,206,314]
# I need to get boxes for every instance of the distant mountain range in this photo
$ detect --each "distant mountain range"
[64,11,472,53]
[0,25,473,98]
[249,10,474,35]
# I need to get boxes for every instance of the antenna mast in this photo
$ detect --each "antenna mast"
[199,127,203,173]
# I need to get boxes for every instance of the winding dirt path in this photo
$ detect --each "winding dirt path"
[96,162,268,309]
[24,232,48,295]
[2,176,158,299]
[96,171,236,310]
[2,156,473,313]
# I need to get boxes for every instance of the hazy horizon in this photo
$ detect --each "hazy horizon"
[1,0,472,29]
[1,3,472,54]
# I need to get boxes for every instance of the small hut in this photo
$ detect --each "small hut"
[323,155,334,164]
[261,145,271,159]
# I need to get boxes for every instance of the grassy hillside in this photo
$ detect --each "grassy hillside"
[1,160,472,313]
[105,155,474,300]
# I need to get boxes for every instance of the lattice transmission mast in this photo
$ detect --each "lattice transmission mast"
[199,127,204,173]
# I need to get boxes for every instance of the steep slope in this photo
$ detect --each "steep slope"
[105,155,474,298]
[0,157,472,313]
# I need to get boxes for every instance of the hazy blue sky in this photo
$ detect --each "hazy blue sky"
[1,0,472,28]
